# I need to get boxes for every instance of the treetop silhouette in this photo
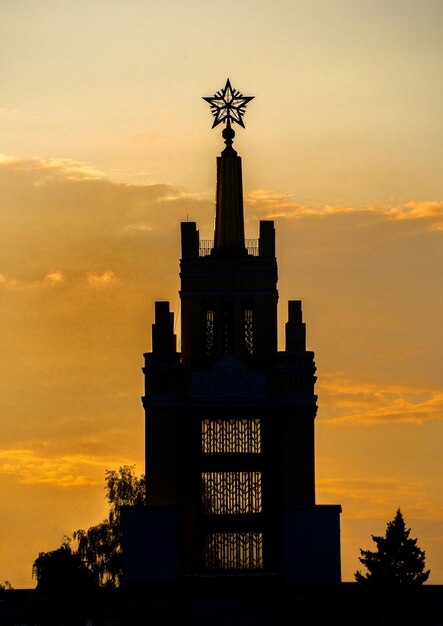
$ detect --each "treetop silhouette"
[33,466,145,590]
[355,508,430,586]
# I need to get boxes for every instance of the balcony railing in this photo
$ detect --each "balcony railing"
[199,239,259,257]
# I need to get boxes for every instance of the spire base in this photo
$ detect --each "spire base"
[213,148,246,256]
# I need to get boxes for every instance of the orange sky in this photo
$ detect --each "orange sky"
[1,0,442,587]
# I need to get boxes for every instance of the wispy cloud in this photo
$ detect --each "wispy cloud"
[121,223,157,234]
[44,271,65,284]
[87,271,116,286]
[0,155,208,291]
[36,157,106,181]
[0,153,18,162]
[317,476,438,520]
[387,201,443,221]
[1,271,65,289]
[0,448,132,488]
[245,189,443,231]
[0,155,106,181]
[318,375,443,425]
[245,189,316,218]
[245,189,370,219]
[0,273,18,288]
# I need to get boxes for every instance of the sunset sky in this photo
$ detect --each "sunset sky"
[1,0,442,587]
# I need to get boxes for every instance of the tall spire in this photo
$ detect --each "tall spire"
[203,79,254,256]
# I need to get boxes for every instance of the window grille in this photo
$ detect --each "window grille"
[205,308,214,356]
[205,532,263,571]
[244,307,253,355]
[202,471,262,515]
[201,418,261,455]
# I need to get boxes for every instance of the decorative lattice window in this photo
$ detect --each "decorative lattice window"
[205,532,263,571]
[202,471,262,515]
[244,307,253,356]
[205,307,214,356]
[201,418,261,455]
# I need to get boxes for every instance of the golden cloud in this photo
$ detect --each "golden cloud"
[387,200,443,220]
[0,155,211,286]
[44,271,65,284]
[245,189,371,219]
[0,448,133,488]
[245,189,315,218]
[386,201,443,231]
[0,155,106,182]
[318,375,443,425]
[87,270,116,286]
[317,476,437,521]
[245,189,443,232]
[0,274,18,288]
[121,223,157,233]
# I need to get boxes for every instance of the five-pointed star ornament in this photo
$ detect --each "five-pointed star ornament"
[203,79,254,129]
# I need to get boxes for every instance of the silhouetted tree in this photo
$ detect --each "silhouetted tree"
[33,537,97,624]
[0,580,13,591]
[32,466,145,594]
[73,465,146,586]
[355,508,430,586]
[355,509,431,626]
[33,537,97,594]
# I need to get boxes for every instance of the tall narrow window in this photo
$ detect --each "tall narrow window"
[205,307,214,356]
[244,307,253,356]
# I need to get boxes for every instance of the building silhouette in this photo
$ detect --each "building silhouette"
[122,82,341,615]
[3,82,443,626]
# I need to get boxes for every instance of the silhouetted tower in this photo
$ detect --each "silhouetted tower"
[123,80,341,591]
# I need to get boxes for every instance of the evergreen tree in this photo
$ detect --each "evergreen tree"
[355,508,430,586]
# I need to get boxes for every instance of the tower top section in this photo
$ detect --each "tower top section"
[203,79,254,150]
[201,79,255,254]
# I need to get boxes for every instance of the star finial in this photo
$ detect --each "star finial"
[203,79,254,130]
